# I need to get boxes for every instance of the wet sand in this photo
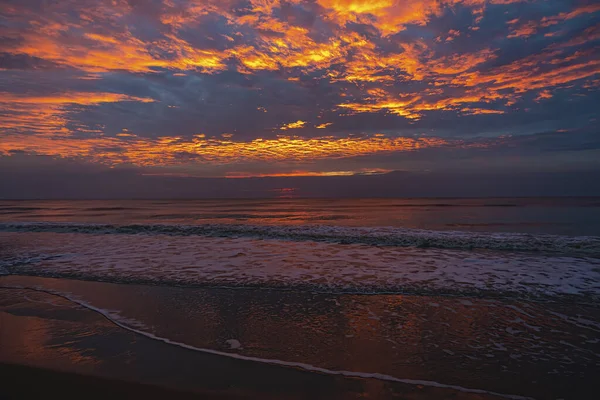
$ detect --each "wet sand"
[0,363,243,400]
[1,276,599,399]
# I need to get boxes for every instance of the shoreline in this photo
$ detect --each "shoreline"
[0,284,534,400]
[3,269,598,305]
[2,275,599,399]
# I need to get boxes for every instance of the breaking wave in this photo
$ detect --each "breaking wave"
[1,222,599,256]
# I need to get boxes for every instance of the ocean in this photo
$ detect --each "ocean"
[1,198,600,399]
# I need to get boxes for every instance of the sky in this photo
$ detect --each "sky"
[0,0,599,198]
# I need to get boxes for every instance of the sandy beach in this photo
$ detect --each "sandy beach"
[0,363,243,400]
[2,275,599,399]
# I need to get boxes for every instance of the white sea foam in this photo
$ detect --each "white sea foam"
[0,284,534,400]
[1,222,599,255]
[226,339,242,349]
[2,232,599,299]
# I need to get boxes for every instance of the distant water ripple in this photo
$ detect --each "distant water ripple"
[1,222,599,256]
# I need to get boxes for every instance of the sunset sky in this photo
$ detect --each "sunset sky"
[1,0,599,197]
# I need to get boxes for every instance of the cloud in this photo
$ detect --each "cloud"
[0,132,456,167]
[0,91,155,136]
[0,0,599,180]
[279,120,307,130]
[2,153,600,199]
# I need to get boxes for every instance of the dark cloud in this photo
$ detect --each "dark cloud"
[2,154,599,199]
[0,0,599,187]
[0,53,61,70]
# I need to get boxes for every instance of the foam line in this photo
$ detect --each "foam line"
[0,284,534,400]
[1,222,598,255]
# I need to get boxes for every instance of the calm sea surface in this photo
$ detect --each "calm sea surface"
[1,197,600,235]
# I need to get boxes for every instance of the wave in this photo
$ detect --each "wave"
[6,270,599,302]
[445,222,559,228]
[0,207,44,212]
[147,213,296,220]
[2,231,599,300]
[1,222,600,256]
[83,207,139,211]
[0,285,534,400]
[391,203,517,207]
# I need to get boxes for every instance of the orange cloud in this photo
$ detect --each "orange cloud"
[0,0,597,176]
[0,92,154,136]
[1,92,154,105]
[0,133,454,167]
[460,108,505,115]
[429,49,496,75]
[452,52,600,94]
[316,0,444,35]
[541,3,600,27]
[279,120,307,130]
[508,3,600,38]
[0,0,507,77]
[535,90,553,102]
[6,16,228,73]
[225,168,393,178]
[339,88,505,119]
